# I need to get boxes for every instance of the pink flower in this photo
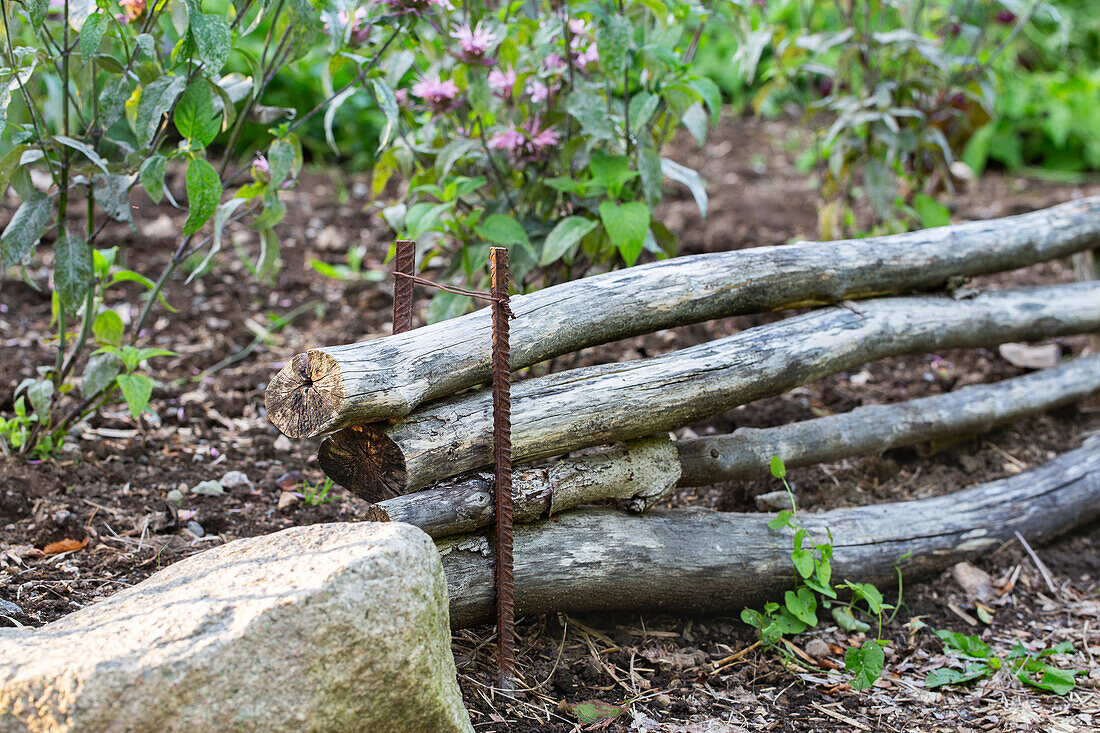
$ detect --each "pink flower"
[412,74,461,112]
[568,18,592,36]
[394,88,409,106]
[252,155,270,181]
[574,43,599,69]
[488,67,517,99]
[995,9,1016,24]
[118,0,146,21]
[527,120,560,149]
[488,128,526,152]
[383,0,453,16]
[488,119,561,162]
[525,79,549,103]
[543,53,566,71]
[451,22,498,64]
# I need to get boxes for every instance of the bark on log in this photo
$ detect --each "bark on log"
[440,437,1100,629]
[365,436,679,538]
[319,283,1100,500]
[363,356,1100,540]
[677,353,1100,486]
[267,198,1100,438]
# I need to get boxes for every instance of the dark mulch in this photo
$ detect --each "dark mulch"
[2,116,1099,730]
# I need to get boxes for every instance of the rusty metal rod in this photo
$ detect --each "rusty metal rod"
[489,246,515,693]
[392,240,415,335]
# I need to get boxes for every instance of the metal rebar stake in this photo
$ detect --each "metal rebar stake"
[489,246,515,694]
[392,240,415,335]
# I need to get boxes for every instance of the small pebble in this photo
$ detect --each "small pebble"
[0,599,23,616]
[165,489,184,504]
[191,480,225,496]
[805,638,831,658]
[186,521,205,538]
[220,470,251,489]
[274,435,292,452]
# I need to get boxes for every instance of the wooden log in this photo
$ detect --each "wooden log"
[677,353,1100,486]
[366,435,679,538]
[363,356,1100,540]
[439,437,1100,628]
[267,197,1100,438]
[319,283,1100,500]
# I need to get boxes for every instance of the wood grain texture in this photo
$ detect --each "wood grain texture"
[440,437,1100,628]
[319,283,1100,498]
[267,197,1100,438]
[677,353,1100,485]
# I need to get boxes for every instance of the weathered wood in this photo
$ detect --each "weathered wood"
[267,198,1100,438]
[677,353,1100,486]
[439,437,1100,628]
[1073,249,1100,353]
[319,283,1100,500]
[368,435,678,538]
[363,356,1100,539]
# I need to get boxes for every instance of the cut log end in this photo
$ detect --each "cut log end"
[361,504,393,523]
[266,351,345,439]
[317,425,408,503]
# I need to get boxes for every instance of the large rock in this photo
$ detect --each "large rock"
[0,522,472,733]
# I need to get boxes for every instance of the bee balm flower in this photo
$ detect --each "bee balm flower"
[411,74,461,112]
[451,22,498,65]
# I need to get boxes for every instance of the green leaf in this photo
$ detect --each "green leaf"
[26,0,48,28]
[845,640,885,691]
[140,155,168,204]
[21,379,52,417]
[93,310,124,347]
[134,76,187,147]
[1,192,53,268]
[476,214,529,247]
[186,0,232,74]
[82,352,121,399]
[266,138,297,188]
[541,216,598,266]
[792,548,814,579]
[54,232,92,315]
[598,201,650,266]
[661,158,708,218]
[183,157,222,235]
[925,663,991,689]
[768,608,807,635]
[97,76,131,129]
[371,78,400,152]
[116,374,153,420]
[93,174,132,223]
[174,80,221,148]
[79,12,109,62]
[1021,665,1080,695]
[54,135,109,173]
[934,630,991,660]
[914,193,951,228]
[843,581,884,615]
[595,14,632,76]
[740,608,764,628]
[770,456,786,479]
[426,289,472,324]
[589,153,638,198]
[66,0,94,31]
[568,700,627,724]
[832,606,870,632]
[681,103,708,146]
[784,587,817,626]
[567,89,616,141]
[767,509,792,530]
[690,77,723,127]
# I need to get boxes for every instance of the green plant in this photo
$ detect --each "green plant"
[744,0,1056,236]
[308,244,385,282]
[363,0,722,320]
[925,631,1084,695]
[300,476,336,505]
[741,456,895,690]
[0,0,399,458]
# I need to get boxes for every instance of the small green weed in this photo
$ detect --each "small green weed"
[301,477,337,507]
[926,632,1084,695]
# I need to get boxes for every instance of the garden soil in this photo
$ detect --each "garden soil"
[2,117,1099,731]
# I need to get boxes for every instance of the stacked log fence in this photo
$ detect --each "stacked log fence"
[266,197,1100,629]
